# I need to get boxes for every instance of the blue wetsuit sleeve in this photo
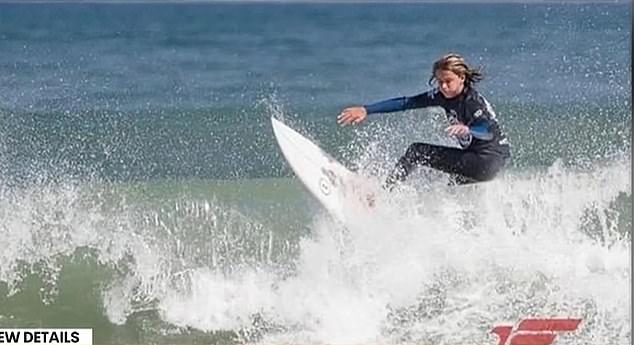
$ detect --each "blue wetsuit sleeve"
[465,91,496,141]
[363,97,409,114]
[363,90,440,115]
[469,121,494,140]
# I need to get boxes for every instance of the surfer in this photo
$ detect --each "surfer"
[338,53,510,190]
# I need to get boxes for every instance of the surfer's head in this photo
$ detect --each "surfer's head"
[429,53,483,99]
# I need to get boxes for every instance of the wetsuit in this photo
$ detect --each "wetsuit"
[363,86,511,188]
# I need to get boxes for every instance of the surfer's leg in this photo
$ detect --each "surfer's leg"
[383,143,462,189]
[383,143,505,189]
[446,150,506,185]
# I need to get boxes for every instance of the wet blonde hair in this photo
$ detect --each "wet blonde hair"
[428,53,483,88]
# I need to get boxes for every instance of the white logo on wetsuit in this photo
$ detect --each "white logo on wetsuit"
[482,97,497,119]
[458,133,473,148]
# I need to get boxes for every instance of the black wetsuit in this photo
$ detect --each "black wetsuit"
[363,86,511,187]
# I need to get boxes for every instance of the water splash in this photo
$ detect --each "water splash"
[156,156,630,344]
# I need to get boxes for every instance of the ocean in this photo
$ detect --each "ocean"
[0,2,631,344]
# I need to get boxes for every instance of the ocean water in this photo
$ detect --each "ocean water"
[0,2,631,344]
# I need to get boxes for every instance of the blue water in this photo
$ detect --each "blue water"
[0,2,631,181]
[0,2,631,344]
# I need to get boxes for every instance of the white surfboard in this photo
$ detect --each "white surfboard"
[271,117,373,223]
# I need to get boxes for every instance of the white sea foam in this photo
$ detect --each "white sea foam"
[156,157,631,344]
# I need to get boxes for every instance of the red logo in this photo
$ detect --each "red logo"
[491,318,582,345]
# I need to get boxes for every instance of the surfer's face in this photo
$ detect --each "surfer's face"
[435,69,465,99]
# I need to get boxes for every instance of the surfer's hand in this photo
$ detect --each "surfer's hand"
[338,107,367,125]
[445,124,469,137]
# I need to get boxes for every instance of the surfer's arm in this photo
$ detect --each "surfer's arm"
[363,89,440,115]
[464,93,496,141]
[469,121,494,140]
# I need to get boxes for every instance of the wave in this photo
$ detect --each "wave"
[0,98,630,183]
[0,154,629,343]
